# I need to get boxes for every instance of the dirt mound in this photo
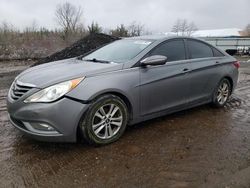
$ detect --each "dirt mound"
[32,33,119,66]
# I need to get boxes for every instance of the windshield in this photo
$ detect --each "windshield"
[83,39,152,63]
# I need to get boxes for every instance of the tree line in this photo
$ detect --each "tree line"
[0,1,250,60]
[0,2,149,60]
[53,2,147,40]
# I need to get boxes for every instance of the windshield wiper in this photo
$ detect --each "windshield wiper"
[83,58,110,64]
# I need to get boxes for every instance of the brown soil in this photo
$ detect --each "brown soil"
[33,33,119,66]
[0,61,250,188]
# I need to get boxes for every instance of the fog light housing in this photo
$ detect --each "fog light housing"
[31,123,55,131]
[23,122,59,135]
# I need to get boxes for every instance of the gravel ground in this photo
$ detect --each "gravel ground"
[0,60,250,188]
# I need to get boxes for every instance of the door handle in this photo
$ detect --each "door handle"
[183,68,189,72]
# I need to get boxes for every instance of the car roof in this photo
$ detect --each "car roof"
[122,35,227,55]
[123,34,205,42]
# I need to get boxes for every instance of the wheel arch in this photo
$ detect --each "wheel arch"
[76,90,133,139]
[76,90,133,143]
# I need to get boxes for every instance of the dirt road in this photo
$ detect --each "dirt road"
[0,61,250,188]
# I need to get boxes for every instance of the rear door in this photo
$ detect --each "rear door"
[186,39,226,104]
[139,39,191,116]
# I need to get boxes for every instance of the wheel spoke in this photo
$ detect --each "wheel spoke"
[108,125,113,137]
[110,116,122,121]
[95,111,104,120]
[99,106,106,116]
[93,121,105,130]
[94,124,106,135]
[222,83,227,91]
[111,121,122,127]
[217,95,222,102]
[217,93,222,99]
[221,96,225,102]
[104,125,108,138]
[107,104,114,116]
[110,106,119,117]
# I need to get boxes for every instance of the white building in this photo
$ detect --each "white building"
[165,28,242,38]
[192,28,242,37]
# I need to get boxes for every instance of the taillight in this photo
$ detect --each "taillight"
[233,61,240,69]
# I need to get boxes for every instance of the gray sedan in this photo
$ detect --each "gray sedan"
[7,36,239,145]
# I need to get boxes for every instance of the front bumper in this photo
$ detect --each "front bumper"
[7,95,89,143]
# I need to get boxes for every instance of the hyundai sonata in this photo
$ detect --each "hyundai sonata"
[7,36,239,145]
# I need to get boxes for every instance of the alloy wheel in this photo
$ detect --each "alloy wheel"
[217,81,229,105]
[92,103,123,139]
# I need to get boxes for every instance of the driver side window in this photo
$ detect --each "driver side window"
[149,39,186,62]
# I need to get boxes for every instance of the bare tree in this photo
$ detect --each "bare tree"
[110,24,129,37]
[88,21,102,34]
[24,20,38,34]
[0,21,15,33]
[172,19,198,36]
[128,22,144,37]
[55,2,83,40]
[179,19,189,36]
[30,20,38,32]
[244,24,250,36]
[171,19,182,36]
[0,21,16,43]
[142,29,153,35]
[187,21,198,36]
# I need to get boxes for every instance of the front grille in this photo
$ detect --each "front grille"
[11,80,34,101]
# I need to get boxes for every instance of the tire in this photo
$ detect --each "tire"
[212,78,231,108]
[80,94,128,145]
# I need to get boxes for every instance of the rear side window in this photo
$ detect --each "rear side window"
[212,47,225,57]
[187,40,213,59]
[150,39,186,62]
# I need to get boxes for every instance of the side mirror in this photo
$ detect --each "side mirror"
[140,55,167,67]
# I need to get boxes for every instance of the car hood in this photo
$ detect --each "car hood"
[17,58,123,88]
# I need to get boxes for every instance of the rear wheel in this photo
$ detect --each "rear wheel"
[212,78,231,107]
[80,94,128,145]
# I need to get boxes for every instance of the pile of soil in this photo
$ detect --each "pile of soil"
[33,33,119,66]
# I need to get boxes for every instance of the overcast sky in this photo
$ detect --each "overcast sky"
[0,0,249,33]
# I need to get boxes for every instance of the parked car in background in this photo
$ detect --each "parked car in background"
[7,36,239,145]
[237,46,250,56]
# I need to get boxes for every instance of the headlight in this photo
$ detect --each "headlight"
[24,77,84,103]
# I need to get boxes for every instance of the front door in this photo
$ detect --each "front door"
[139,39,191,116]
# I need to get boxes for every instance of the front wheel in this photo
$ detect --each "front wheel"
[212,78,231,108]
[80,94,128,145]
